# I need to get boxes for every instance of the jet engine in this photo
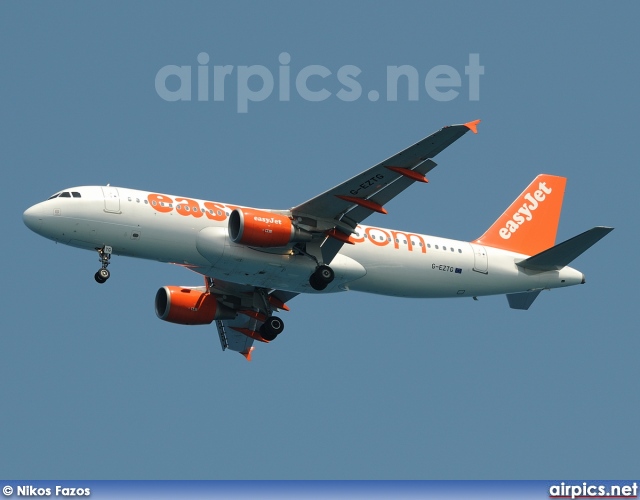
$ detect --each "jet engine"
[155,286,235,325]
[228,208,311,247]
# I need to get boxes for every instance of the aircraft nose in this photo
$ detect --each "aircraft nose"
[23,204,43,233]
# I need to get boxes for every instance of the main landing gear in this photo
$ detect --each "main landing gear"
[94,245,112,284]
[259,316,285,341]
[253,288,286,341]
[292,244,336,291]
[309,264,335,291]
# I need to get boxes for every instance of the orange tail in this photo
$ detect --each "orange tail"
[473,174,567,256]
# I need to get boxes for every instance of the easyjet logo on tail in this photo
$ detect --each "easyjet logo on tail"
[473,174,567,256]
[499,181,552,239]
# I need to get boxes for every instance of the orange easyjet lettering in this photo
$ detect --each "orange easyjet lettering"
[149,193,232,219]
[350,226,428,253]
[390,230,426,253]
[366,227,390,247]
[499,181,552,240]
[203,201,227,221]
[176,197,204,218]
[147,193,174,213]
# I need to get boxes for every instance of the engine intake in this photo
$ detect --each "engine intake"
[155,286,235,325]
[228,208,311,247]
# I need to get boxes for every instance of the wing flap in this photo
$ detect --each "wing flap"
[216,319,255,357]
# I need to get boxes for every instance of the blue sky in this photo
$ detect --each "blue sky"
[1,2,638,479]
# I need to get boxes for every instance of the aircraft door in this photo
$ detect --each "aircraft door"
[470,243,488,274]
[101,186,121,213]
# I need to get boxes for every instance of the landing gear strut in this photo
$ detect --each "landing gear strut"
[94,245,112,284]
[309,264,335,291]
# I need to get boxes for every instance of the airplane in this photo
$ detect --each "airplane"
[23,120,613,360]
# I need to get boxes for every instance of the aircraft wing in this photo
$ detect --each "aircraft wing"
[291,120,479,261]
[186,272,297,360]
[215,317,256,359]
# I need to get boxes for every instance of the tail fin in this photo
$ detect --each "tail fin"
[473,174,567,255]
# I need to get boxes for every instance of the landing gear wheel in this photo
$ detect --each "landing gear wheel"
[316,265,334,283]
[309,273,327,291]
[260,316,284,341]
[309,264,334,291]
[94,245,112,284]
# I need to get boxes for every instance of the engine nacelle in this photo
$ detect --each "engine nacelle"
[155,286,235,325]
[228,208,311,247]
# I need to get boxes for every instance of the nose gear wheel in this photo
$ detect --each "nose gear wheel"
[94,245,112,284]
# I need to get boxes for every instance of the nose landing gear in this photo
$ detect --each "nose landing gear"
[94,245,112,284]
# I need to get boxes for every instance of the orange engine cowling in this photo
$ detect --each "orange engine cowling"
[155,286,235,325]
[228,208,310,247]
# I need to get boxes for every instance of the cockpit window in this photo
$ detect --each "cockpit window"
[47,191,81,200]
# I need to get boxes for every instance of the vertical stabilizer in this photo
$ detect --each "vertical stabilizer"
[473,174,566,256]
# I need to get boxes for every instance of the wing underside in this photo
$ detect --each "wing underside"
[292,121,479,262]
[199,276,297,360]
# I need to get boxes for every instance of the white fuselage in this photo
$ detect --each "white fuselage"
[23,186,585,298]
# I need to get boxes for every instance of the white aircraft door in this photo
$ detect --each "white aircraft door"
[101,186,121,213]
[470,243,488,274]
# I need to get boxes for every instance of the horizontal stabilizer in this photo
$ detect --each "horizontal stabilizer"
[516,226,613,272]
[507,290,542,310]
